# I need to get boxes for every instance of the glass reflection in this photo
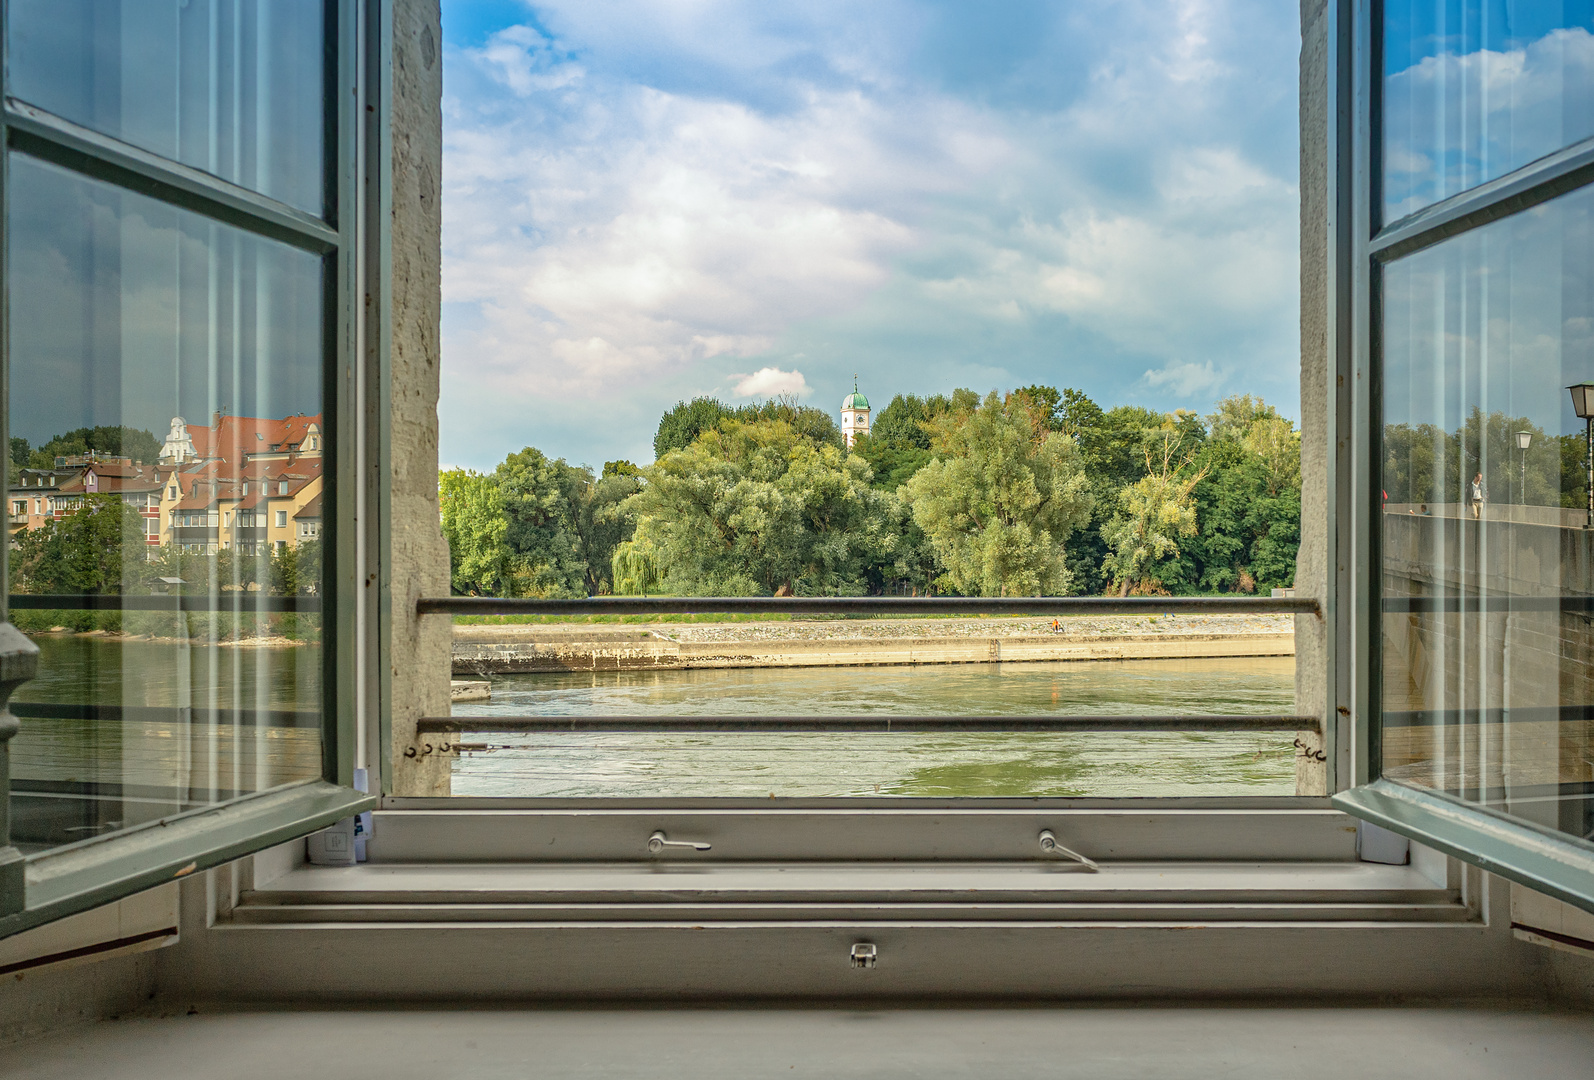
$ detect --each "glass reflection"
[6,0,326,216]
[1383,0,1594,222]
[1381,183,1594,846]
[5,153,325,853]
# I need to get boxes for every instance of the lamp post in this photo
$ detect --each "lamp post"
[1569,384,1594,527]
[1516,430,1532,507]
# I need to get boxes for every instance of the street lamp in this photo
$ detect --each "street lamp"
[1569,384,1594,527]
[1516,430,1532,506]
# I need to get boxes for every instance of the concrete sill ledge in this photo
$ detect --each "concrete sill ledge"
[230,860,1469,927]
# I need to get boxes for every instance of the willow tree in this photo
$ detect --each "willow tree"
[900,391,1092,597]
[1100,437,1208,596]
[620,418,898,595]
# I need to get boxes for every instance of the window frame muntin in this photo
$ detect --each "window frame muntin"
[1330,0,1594,913]
[0,0,376,938]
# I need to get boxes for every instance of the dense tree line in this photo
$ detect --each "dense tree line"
[10,425,162,471]
[442,387,1306,599]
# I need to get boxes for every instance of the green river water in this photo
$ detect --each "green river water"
[449,657,1300,798]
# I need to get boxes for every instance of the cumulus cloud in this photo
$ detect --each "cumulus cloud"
[1142,360,1223,397]
[731,366,810,398]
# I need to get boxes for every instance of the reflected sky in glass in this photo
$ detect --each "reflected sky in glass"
[6,0,326,216]
[6,153,322,448]
[1382,181,1594,444]
[1384,0,1594,222]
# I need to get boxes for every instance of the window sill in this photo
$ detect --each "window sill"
[230,858,1466,927]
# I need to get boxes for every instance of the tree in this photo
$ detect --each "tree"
[439,469,509,595]
[1100,436,1208,596]
[654,395,843,460]
[269,539,322,596]
[1206,394,1281,443]
[621,418,900,595]
[26,425,162,469]
[611,516,666,596]
[901,392,1092,596]
[567,467,643,594]
[10,494,149,595]
[853,392,959,491]
[493,448,588,598]
[654,398,730,458]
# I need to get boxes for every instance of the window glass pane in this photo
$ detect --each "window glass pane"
[1383,0,1594,222]
[6,0,326,216]
[5,153,326,854]
[1380,182,1594,846]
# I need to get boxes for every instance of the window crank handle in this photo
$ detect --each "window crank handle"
[648,830,711,853]
[1038,829,1099,871]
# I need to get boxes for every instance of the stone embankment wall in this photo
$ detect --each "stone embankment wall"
[451,618,1296,675]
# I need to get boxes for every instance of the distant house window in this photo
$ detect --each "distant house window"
[274,540,286,552]
[309,436,318,450]
[275,510,287,528]
[278,481,289,494]
[169,486,177,499]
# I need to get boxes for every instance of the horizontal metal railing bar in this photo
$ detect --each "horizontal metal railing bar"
[8,594,321,613]
[1381,704,1594,729]
[1382,596,1594,614]
[416,714,1323,734]
[419,596,1319,617]
[4,98,340,253]
[11,702,321,728]
[1370,134,1594,263]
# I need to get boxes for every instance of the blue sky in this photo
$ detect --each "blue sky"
[437,0,1302,472]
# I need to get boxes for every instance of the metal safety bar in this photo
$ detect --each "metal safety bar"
[416,714,1323,735]
[418,595,1320,617]
[9,594,321,613]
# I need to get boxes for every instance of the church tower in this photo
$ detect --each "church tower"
[840,376,870,449]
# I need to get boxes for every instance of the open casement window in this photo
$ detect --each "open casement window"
[0,0,379,940]
[1330,0,1594,915]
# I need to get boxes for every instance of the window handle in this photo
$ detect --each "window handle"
[1038,829,1099,872]
[648,830,711,853]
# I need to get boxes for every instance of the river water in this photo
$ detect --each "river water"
[450,656,1300,798]
[9,637,1300,801]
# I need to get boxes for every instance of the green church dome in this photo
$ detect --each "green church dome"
[842,391,870,411]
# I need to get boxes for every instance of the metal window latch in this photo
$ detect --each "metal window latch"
[647,830,711,853]
[1038,829,1099,872]
[850,943,878,968]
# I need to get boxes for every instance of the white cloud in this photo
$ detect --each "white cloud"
[464,25,585,97]
[730,366,810,398]
[442,64,998,400]
[1141,359,1223,397]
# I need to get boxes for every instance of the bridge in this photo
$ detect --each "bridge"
[1381,503,1594,840]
